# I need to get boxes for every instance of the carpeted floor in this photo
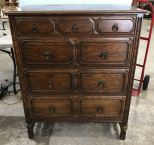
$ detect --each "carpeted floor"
[0,19,154,145]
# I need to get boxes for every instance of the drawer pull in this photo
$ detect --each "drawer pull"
[96,106,104,113]
[31,24,38,33]
[47,81,53,88]
[48,106,55,113]
[112,23,119,32]
[100,51,107,60]
[72,24,78,32]
[98,80,105,88]
[43,51,52,60]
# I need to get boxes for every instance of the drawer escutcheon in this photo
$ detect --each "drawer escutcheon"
[43,51,52,60]
[71,24,78,32]
[31,24,39,33]
[112,23,119,32]
[100,51,108,60]
[96,106,104,113]
[98,80,105,88]
[48,106,56,113]
[47,81,53,88]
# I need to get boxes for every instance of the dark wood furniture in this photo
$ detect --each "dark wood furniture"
[7,4,145,140]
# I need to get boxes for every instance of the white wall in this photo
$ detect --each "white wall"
[20,0,132,7]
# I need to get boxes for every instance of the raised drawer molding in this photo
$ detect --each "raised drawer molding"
[8,4,145,140]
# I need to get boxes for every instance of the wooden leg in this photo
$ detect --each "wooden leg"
[119,123,127,140]
[26,122,35,139]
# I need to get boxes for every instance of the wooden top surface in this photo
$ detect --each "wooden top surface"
[7,4,146,15]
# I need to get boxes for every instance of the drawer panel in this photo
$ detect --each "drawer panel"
[26,70,73,92]
[79,96,125,118]
[15,17,54,35]
[77,38,133,66]
[54,17,94,34]
[79,69,128,93]
[30,98,72,116]
[97,17,135,34]
[21,41,73,65]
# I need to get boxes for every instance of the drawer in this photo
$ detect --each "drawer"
[15,17,54,35]
[30,98,73,117]
[54,17,94,34]
[77,38,133,66]
[78,69,128,93]
[26,70,73,92]
[97,17,135,34]
[79,96,125,119]
[21,40,73,65]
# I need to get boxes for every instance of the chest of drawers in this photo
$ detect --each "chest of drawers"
[8,4,145,140]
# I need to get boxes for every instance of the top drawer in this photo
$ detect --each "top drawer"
[53,17,94,34]
[15,17,54,35]
[96,17,135,34]
[15,16,136,36]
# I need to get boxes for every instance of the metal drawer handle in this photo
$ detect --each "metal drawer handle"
[72,24,78,32]
[43,51,52,60]
[98,80,105,88]
[48,106,55,113]
[31,24,38,33]
[96,106,104,113]
[47,81,53,88]
[112,23,119,32]
[100,51,107,60]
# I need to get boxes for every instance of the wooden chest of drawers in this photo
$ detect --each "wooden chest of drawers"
[8,4,145,140]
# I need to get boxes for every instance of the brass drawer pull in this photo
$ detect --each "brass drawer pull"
[100,51,107,60]
[47,81,53,88]
[31,24,38,33]
[98,80,105,88]
[112,23,119,32]
[96,106,104,113]
[72,24,78,32]
[48,106,55,113]
[43,51,52,60]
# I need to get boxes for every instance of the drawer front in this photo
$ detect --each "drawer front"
[26,71,73,92]
[77,38,133,66]
[15,17,54,35]
[79,96,125,119]
[54,17,94,34]
[21,41,73,65]
[30,98,73,117]
[15,16,135,35]
[97,17,135,34]
[79,69,128,93]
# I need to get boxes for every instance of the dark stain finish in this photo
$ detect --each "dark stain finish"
[7,4,145,140]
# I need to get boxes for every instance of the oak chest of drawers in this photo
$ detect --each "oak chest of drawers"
[8,4,145,140]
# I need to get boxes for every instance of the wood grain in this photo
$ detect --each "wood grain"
[7,5,144,139]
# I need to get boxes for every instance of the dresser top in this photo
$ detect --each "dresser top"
[7,4,146,15]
